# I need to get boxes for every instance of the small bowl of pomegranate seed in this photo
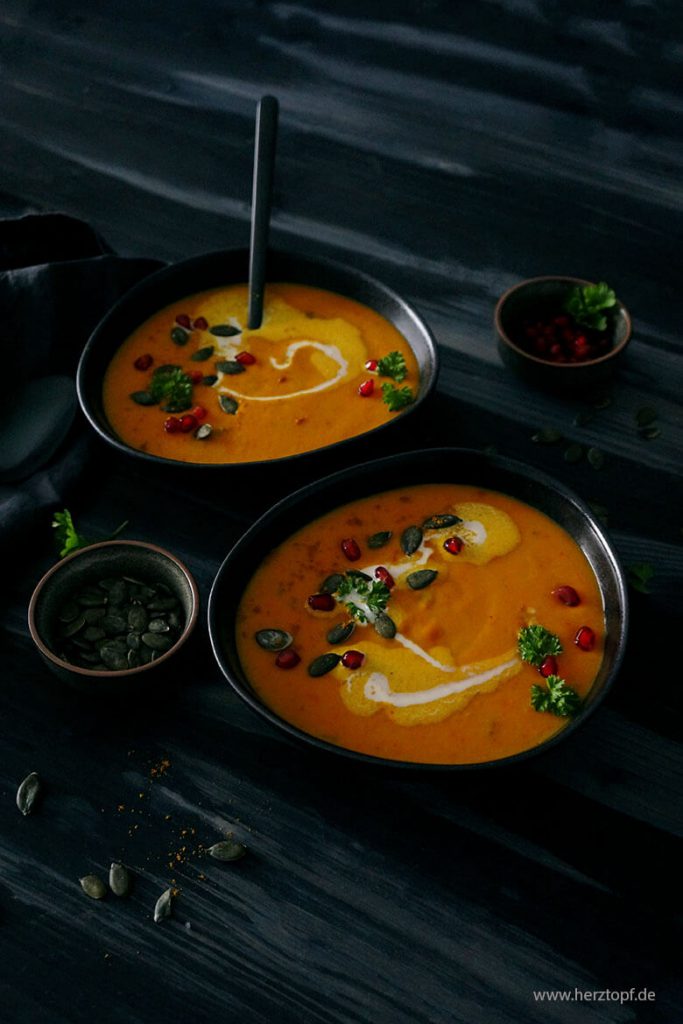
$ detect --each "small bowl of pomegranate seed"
[28,540,199,693]
[494,276,631,392]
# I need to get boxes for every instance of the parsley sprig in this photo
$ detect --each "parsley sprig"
[517,625,563,667]
[52,509,128,558]
[336,573,390,623]
[377,351,408,382]
[150,365,193,412]
[564,282,616,332]
[531,675,582,717]
[381,382,414,412]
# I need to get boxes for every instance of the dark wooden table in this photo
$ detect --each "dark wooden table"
[1,3,681,1022]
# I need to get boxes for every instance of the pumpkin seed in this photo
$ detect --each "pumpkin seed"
[308,653,341,677]
[80,874,107,900]
[210,324,240,337]
[367,530,392,549]
[107,580,128,605]
[62,613,86,637]
[218,395,239,414]
[255,628,293,652]
[78,588,106,608]
[161,398,192,414]
[320,573,345,594]
[109,862,131,896]
[78,649,102,665]
[147,596,178,612]
[84,607,106,624]
[100,646,128,671]
[102,614,127,636]
[215,360,245,375]
[400,525,423,555]
[207,837,247,861]
[170,326,189,346]
[58,601,80,623]
[374,612,396,639]
[126,632,141,651]
[564,443,584,464]
[130,391,158,406]
[407,569,439,590]
[195,424,213,440]
[141,632,172,652]
[127,649,141,668]
[326,621,355,645]
[190,345,214,361]
[532,427,562,444]
[154,888,173,922]
[16,772,40,816]
[587,447,605,469]
[148,618,170,633]
[83,626,106,643]
[422,514,461,530]
[202,374,218,386]
[128,605,148,632]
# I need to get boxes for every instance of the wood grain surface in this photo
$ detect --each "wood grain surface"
[1,2,681,1023]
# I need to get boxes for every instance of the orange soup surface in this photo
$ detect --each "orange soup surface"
[103,283,419,463]
[236,484,604,764]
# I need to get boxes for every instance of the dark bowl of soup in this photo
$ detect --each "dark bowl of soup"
[77,248,438,470]
[208,447,629,771]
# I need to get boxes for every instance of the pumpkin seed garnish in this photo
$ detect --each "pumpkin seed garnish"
[80,874,107,900]
[327,621,355,645]
[255,628,293,651]
[218,395,239,415]
[170,327,189,346]
[407,569,439,590]
[154,887,173,922]
[195,424,213,440]
[320,573,345,594]
[308,652,341,677]
[130,391,158,406]
[400,525,423,556]
[532,427,562,444]
[367,530,392,549]
[141,633,172,652]
[190,346,214,362]
[202,374,219,386]
[207,837,247,862]
[109,862,131,897]
[346,569,372,582]
[587,447,605,469]
[16,772,40,816]
[210,324,241,337]
[422,514,461,530]
[374,612,396,639]
[563,443,584,464]
[215,360,245,375]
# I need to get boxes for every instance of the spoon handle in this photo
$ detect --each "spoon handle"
[247,95,279,330]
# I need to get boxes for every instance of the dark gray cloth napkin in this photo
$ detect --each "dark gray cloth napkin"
[0,213,162,555]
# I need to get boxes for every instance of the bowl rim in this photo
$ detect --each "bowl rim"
[76,246,440,470]
[208,445,629,771]
[494,275,632,369]
[28,539,200,678]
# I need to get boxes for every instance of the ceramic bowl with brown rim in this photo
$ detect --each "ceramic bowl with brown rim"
[28,540,199,692]
[495,276,632,393]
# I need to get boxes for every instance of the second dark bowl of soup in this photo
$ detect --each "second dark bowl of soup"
[77,248,438,470]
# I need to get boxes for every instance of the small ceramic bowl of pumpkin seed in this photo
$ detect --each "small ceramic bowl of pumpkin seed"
[28,540,199,690]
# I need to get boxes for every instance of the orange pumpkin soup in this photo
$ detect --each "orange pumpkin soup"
[102,283,419,463]
[236,484,604,764]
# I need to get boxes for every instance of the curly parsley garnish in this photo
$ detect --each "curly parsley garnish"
[564,282,616,333]
[381,382,414,412]
[517,625,563,667]
[377,351,408,382]
[530,675,582,717]
[336,574,390,623]
[52,509,128,558]
[150,365,193,412]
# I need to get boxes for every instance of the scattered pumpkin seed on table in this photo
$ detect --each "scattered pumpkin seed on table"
[80,875,107,900]
[109,862,131,897]
[154,888,173,922]
[207,837,247,862]
[16,772,40,816]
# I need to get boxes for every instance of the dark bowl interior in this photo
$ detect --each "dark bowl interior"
[77,248,439,470]
[29,540,199,687]
[208,447,629,771]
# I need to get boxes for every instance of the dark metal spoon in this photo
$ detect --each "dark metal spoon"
[247,95,279,330]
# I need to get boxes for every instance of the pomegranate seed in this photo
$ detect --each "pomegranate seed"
[275,649,300,669]
[192,316,208,331]
[176,314,191,329]
[134,353,153,371]
[443,536,464,555]
[374,566,395,589]
[189,370,204,384]
[359,379,375,397]
[341,538,361,561]
[235,351,256,366]
[365,359,378,371]
[575,626,596,651]
[179,414,198,433]
[307,593,336,612]
[190,405,207,421]
[550,343,562,357]
[539,655,558,678]
[341,650,365,670]
[552,585,580,606]
[164,416,181,433]
[554,315,570,327]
